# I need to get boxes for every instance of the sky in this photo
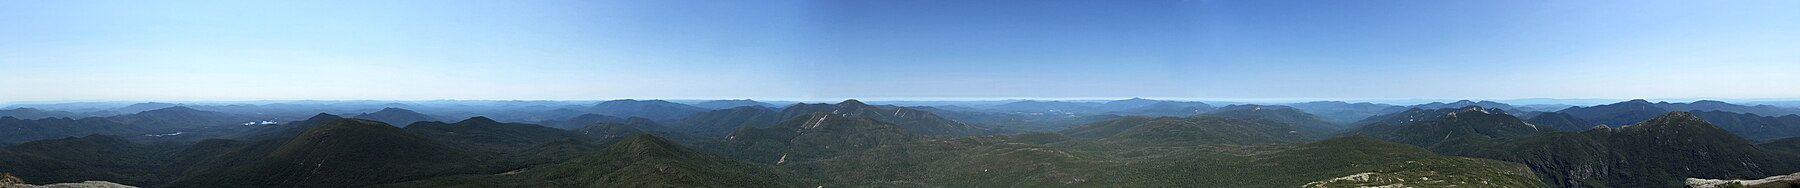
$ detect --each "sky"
[3,0,1799,103]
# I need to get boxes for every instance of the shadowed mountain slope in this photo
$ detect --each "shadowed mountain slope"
[164,119,497,187]
[379,135,806,188]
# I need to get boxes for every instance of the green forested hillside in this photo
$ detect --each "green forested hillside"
[377,135,806,188]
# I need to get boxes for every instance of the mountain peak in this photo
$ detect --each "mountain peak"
[353,107,435,126]
[1689,100,1734,106]
[693,99,776,109]
[304,113,342,121]
[148,106,200,112]
[589,99,706,122]
[456,116,500,125]
[374,107,418,113]
[599,99,677,104]
[838,99,868,106]
[1638,111,1707,127]
[1115,97,1156,102]
[118,102,180,112]
[1454,106,1504,114]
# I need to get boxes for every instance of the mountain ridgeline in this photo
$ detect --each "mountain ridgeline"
[1345,106,1547,151]
[1557,99,1800,140]
[985,98,1216,116]
[776,99,991,136]
[1346,106,1800,187]
[352,107,440,126]
[587,99,709,122]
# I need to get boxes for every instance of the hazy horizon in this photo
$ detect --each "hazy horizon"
[9,97,1800,108]
[6,0,1800,102]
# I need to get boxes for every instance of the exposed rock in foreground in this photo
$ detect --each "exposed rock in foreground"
[3,181,136,188]
[1687,172,1800,188]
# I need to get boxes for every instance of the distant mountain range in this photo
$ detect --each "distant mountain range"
[981,98,1214,115]
[0,106,263,143]
[7,98,1800,187]
[1556,99,1800,140]
[1285,101,1404,124]
[689,99,780,109]
[587,99,710,122]
[352,107,441,126]
[1559,99,1800,126]
[0,116,141,144]
[0,108,111,119]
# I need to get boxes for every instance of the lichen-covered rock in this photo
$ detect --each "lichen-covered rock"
[0,173,23,185]
[1687,172,1800,188]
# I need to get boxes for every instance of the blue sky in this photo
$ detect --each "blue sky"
[3,0,1798,102]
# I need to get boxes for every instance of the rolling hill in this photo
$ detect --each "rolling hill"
[1202,105,1341,132]
[402,116,589,154]
[541,113,626,130]
[714,112,922,164]
[164,119,498,187]
[0,135,177,186]
[779,99,990,136]
[666,106,784,138]
[379,135,806,188]
[0,117,143,143]
[1061,114,1327,146]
